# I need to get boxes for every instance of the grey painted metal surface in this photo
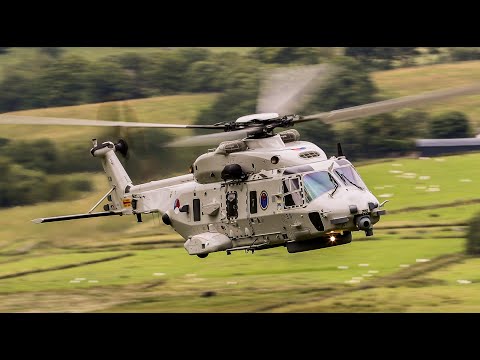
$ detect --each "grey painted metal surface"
[31,134,386,258]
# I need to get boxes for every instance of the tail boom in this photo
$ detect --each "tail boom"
[91,140,133,212]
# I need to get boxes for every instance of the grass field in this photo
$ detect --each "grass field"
[2,58,480,312]
[1,152,479,312]
[0,238,464,312]
[358,153,480,211]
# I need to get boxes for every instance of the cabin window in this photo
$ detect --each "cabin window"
[193,198,201,222]
[282,176,304,208]
[249,191,257,214]
[226,191,238,219]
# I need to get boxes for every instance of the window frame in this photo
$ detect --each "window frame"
[249,190,258,214]
[282,175,305,209]
[193,198,201,222]
[334,165,366,190]
[226,191,238,220]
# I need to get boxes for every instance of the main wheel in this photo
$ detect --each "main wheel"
[197,253,208,259]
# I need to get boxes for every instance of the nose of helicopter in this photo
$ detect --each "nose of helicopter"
[306,189,385,235]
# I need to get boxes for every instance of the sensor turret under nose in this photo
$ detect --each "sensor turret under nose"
[356,215,373,236]
[356,215,371,230]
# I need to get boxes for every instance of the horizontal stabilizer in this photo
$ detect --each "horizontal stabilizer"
[32,211,123,224]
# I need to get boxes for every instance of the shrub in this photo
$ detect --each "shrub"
[428,111,472,139]
[466,212,480,256]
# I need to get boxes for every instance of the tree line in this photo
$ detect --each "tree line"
[0,47,339,113]
[196,56,473,161]
[0,47,475,207]
[2,47,466,113]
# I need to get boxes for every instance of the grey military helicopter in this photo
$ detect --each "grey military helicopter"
[1,64,480,258]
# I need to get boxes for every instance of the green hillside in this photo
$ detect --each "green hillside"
[2,58,480,312]
[0,152,479,312]
[374,60,480,131]
[0,93,219,141]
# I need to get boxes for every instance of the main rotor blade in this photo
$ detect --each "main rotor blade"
[0,115,221,129]
[257,64,337,115]
[295,83,480,125]
[165,127,262,147]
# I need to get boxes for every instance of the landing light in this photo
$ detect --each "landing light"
[329,235,336,242]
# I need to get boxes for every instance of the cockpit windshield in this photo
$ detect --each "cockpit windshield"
[334,166,366,190]
[303,171,338,203]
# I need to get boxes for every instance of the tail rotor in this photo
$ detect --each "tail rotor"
[114,139,129,159]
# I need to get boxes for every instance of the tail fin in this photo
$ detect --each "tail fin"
[91,139,133,212]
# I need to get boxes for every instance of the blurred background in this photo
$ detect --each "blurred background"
[1,47,480,312]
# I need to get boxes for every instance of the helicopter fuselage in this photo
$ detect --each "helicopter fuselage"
[126,134,386,257]
[33,130,387,258]
[22,79,480,259]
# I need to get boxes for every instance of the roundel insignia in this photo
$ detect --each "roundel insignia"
[174,198,180,210]
[260,191,268,210]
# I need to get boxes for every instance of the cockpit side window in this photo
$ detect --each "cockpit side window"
[335,166,367,189]
[282,176,304,208]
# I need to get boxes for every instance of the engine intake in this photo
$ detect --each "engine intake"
[279,129,300,143]
[215,140,248,155]
[221,164,246,181]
